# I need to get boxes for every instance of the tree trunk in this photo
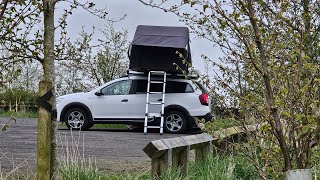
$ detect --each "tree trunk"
[37,80,52,180]
[247,0,291,171]
[37,0,57,179]
[9,100,11,112]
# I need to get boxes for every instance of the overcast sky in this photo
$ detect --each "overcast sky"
[56,0,221,72]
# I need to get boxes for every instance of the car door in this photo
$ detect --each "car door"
[91,80,133,120]
[130,79,163,119]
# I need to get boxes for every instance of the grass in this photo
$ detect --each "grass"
[55,129,259,180]
[58,123,127,129]
[213,118,238,130]
[92,124,127,129]
[56,155,259,180]
[0,110,126,129]
[0,110,37,118]
[0,110,233,131]
[313,162,320,179]
[3,121,320,179]
[197,117,238,133]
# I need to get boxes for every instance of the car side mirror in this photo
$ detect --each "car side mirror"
[95,91,103,96]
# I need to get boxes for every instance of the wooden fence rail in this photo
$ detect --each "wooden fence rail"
[143,125,258,177]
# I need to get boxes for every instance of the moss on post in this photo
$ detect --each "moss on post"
[37,80,52,180]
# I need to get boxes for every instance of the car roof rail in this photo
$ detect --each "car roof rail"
[126,69,199,79]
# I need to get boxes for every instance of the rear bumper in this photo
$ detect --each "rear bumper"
[194,113,214,122]
[187,113,213,130]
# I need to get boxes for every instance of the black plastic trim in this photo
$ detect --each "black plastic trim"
[164,105,190,116]
[60,102,93,124]
[195,113,214,122]
[93,118,154,124]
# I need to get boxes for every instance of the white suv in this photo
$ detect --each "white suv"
[56,74,213,133]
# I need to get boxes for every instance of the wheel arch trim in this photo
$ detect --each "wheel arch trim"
[164,105,190,116]
[60,102,93,123]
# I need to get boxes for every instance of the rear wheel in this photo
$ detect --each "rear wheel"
[164,110,187,134]
[88,122,94,129]
[65,108,90,130]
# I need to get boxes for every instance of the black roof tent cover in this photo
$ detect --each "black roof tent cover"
[129,25,192,74]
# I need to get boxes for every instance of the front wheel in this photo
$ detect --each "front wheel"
[164,111,187,134]
[65,108,90,130]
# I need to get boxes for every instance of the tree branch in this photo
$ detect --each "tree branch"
[0,0,8,20]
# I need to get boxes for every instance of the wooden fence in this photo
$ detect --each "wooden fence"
[143,125,258,177]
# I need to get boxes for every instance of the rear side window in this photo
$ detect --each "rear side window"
[167,81,194,93]
[134,80,194,93]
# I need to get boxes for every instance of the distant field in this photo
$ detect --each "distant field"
[0,110,38,118]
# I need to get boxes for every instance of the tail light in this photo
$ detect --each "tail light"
[199,93,209,106]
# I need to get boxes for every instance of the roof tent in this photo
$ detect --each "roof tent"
[129,25,192,74]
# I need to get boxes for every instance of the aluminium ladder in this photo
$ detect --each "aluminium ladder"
[144,71,167,135]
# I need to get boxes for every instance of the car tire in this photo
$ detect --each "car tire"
[65,108,90,130]
[164,110,187,134]
[88,122,94,129]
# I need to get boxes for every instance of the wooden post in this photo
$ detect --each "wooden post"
[172,148,188,175]
[144,127,258,178]
[151,151,169,178]
[144,134,218,178]
[195,143,209,161]
[37,80,52,180]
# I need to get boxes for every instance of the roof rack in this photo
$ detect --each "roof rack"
[126,70,199,79]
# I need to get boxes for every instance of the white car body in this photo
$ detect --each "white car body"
[57,75,212,132]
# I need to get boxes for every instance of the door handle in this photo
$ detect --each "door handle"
[121,99,128,102]
[158,99,162,102]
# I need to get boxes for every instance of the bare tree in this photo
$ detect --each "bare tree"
[0,1,113,179]
[56,23,129,95]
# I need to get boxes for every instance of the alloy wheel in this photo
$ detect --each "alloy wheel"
[165,114,183,132]
[67,111,85,129]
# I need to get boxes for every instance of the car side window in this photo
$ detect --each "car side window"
[134,80,194,93]
[185,84,194,93]
[167,81,194,93]
[135,80,148,93]
[101,80,132,95]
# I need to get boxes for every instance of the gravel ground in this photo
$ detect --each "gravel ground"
[0,117,199,173]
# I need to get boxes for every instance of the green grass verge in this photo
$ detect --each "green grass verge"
[0,110,234,131]
[0,110,127,129]
[213,118,238,130]
[58,123,127,129]
[0,109,236,132]
[92,124,127,129]
[57,155,259,180]
[0,110,37,118]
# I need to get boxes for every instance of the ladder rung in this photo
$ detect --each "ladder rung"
[144,70,166,135]
[148,102,163,105]
[149,81,164,84]
[145,126,161,129]
[147,113,162,117]
[150,71,166,74]
[149,92,163,94]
